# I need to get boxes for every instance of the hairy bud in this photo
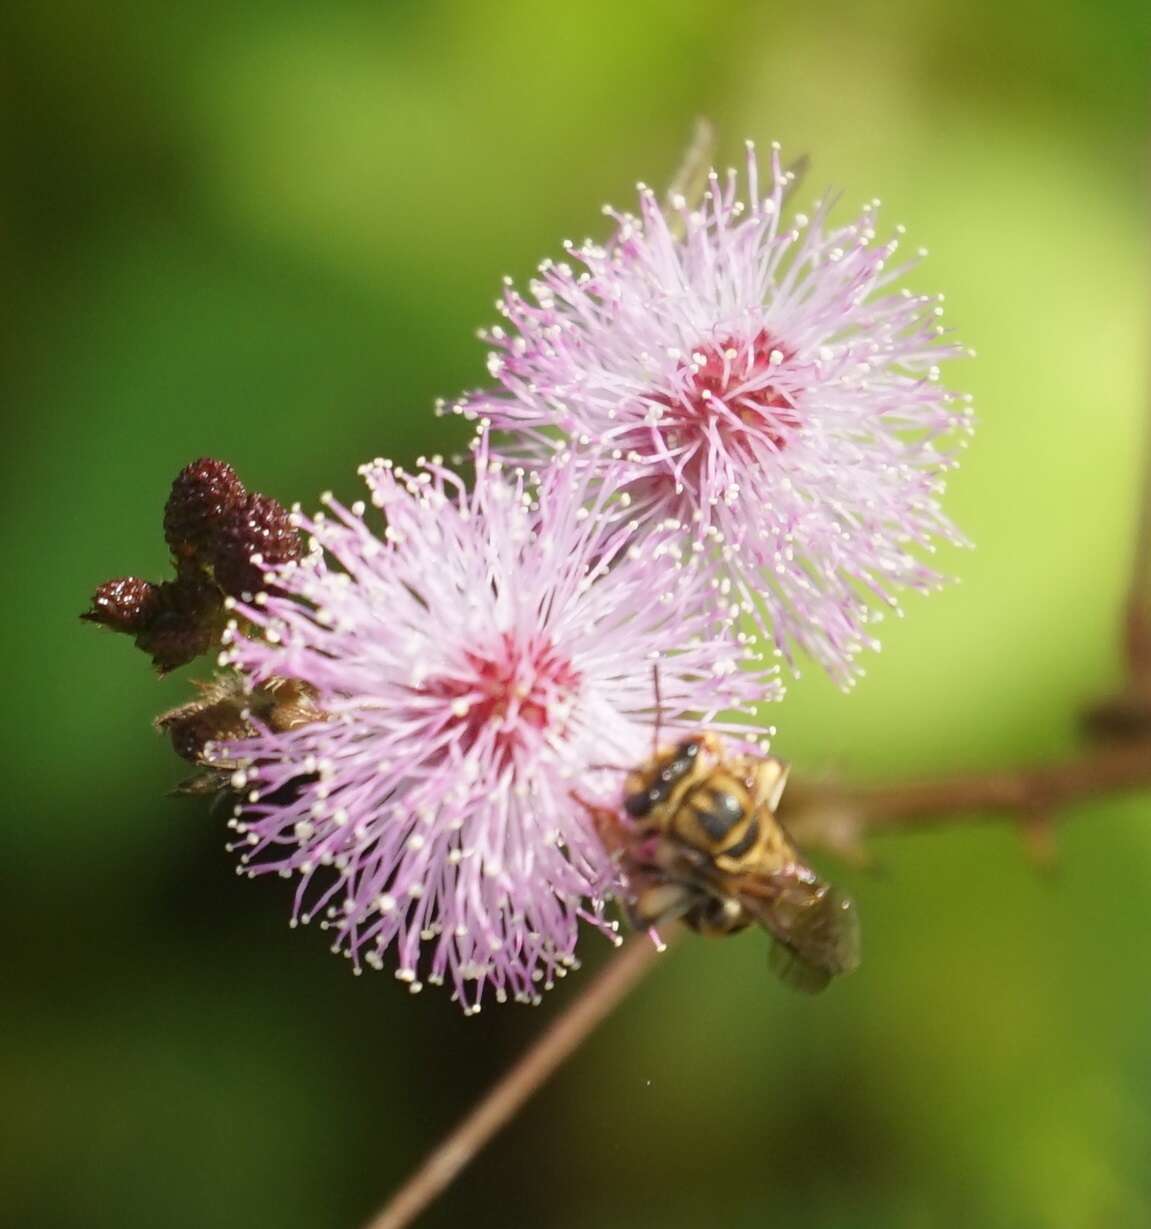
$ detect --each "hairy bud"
[164,458,246,567]
[133,578,224,674]
[212,492,301,598]
[81,577,161,633]
[84,457,299,674]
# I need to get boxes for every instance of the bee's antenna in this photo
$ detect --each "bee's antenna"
[651,661,664,760]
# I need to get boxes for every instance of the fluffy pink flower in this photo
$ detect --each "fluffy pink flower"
[454,142,973,684]
[215,449,776,1011]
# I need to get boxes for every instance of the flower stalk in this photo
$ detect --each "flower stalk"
[363,935,672,1229]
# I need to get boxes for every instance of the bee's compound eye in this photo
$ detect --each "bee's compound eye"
[660,740,700,785]
[624,790,654,818]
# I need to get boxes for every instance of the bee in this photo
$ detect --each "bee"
[591,732,860,993]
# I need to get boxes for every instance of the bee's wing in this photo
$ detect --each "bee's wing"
[755,756,790,813]
[738,871,861,994]
[767,937,835,994]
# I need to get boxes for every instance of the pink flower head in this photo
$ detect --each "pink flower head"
[214,447,777,1011]
[453,142,974,684]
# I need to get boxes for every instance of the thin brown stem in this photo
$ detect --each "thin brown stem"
[783,736,1151,854]
[363,935,672,1229]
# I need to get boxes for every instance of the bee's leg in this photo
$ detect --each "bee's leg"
[571,792,693,940]
[630,878,697,930]
[684,893,753,937]
[573,794,666,876]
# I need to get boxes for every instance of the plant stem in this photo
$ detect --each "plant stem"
[783,736,1151,861]
[362,935,671,1229]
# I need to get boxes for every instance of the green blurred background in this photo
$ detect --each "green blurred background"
[5,2,1150,1226]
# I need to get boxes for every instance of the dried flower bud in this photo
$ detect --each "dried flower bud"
[256,677,325,732]
[161,698,253,762]
[134,578,224,674]
[81,577,161,634]
[212,492,301,598]
[164,458,246,566]
[158,674,253,763]
[157,674,324,765]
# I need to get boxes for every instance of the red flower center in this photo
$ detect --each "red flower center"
[427,634,582,765]
[666,329,800,447]
[624,329,801,504]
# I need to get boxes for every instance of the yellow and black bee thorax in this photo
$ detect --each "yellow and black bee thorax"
[672,774,763,865]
